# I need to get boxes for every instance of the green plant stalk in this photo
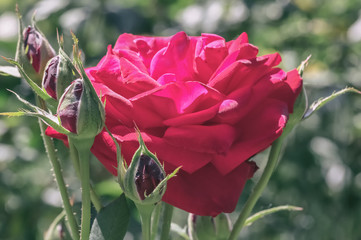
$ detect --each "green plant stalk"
[73,140,92,240]
[38,119,80,240]
[228,138,284,240]
[44,210,66,240]
[136,203,155,240]
[160,203,174,240]
[68,139,102,212]
[151,203,162,240]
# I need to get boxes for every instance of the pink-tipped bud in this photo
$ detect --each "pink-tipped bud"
[42,56,60,99]
[42,51,79,100]
[23,26,43,73]
[57,79,83,133]
[57,77,105,139]
[16,20,56,84]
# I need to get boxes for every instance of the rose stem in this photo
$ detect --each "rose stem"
[228,138,283,240]
[68,139,102,212]
[71,139,93,240]
[150,202,162,240]
[136,203,155,240]
[160,203,174,240]
[37,98,80,240]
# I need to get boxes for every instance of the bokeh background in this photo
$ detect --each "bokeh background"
[1,0,361,239]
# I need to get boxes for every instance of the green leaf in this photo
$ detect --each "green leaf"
[90,194,130,240]
[303,87,361,119]
[244,205,303,227]
[0,66,21,77]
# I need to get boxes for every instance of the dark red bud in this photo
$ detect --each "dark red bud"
[23,26,42,73]
[58,80,83,133]
[135,155,165,200]
[43,56,60,99]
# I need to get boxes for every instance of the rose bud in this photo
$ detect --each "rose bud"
[57,78,105,140]
[16,23,56,84]
[135,154,165,201]
[42,52,79,100]
[188,213,232,240]
[118,130,180,205]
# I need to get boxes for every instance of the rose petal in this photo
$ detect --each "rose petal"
[212,99,289,174]
[150,32,196,82]
[163,124,236,155]
[91,127,213,174]
[162,161,257,216]
[129,81,223,128]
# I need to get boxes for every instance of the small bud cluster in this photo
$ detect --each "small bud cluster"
[15,15,104,141]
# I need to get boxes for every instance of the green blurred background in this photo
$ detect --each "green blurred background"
[0,0,361,239]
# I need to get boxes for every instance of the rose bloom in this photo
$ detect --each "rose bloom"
[47,31,302,216]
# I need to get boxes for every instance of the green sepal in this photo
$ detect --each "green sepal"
[2,90,70,135]
[244,205,303,227]
[281,85,308,138]
[280,56,310,139]
[120,129,180,205]
[297,55,311,77]
[303,87,361,119]
[104,126,127,190]
[53,48,80,99]
[3,57,57,111]
[65,34,105,141]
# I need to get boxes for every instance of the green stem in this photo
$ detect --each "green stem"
[71,138,93,240]
[44,211,66,240]
[38,120,80,240]
[160,203,174,240]
[69,139,103,212]
[151,203,162,240]
[228,138,284,240]
[136,203,155,240]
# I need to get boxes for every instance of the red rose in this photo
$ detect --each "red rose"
[47,31,302,216]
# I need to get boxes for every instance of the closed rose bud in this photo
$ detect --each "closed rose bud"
[135,154,165,200]
[118,131,177,205]
[42,51,79,100]
[16,21,56,84]
[23,26,43,73]
[42,56,59,99]
[57,79,82,133]
[57,78,105,139]
[188,213,232,240]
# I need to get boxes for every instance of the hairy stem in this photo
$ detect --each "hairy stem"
[38,120,80,239]
[36,97,79,239]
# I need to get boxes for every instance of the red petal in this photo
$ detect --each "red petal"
[162,161,257,216]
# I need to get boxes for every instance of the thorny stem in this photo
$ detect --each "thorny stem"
[37,98,79,240]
